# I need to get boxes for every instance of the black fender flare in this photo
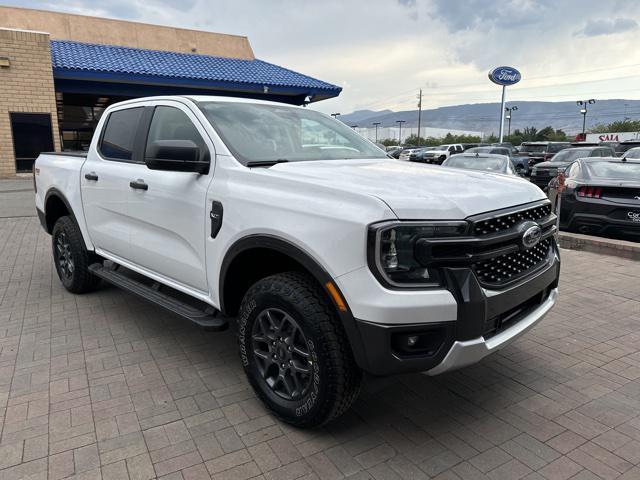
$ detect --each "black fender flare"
[43,188,91,250]
[219,234,367,368]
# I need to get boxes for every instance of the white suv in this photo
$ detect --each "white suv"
[422,144,464,164]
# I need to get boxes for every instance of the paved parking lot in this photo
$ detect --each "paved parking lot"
[1,187,640,479]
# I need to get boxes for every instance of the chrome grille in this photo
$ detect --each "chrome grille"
[473,204,552,236]
[472,238,552,286]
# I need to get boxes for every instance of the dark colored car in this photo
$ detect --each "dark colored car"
[547,157,640,239]
[515,142,571,170]
[530,146,615,190]
[442,153,517,175]
[386,146,404,159]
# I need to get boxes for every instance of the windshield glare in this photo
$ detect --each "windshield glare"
[197,101,387,164]
[587,162,640,180]
[552,149,590,163]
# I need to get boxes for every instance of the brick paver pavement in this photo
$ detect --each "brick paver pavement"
[0,215,639,479]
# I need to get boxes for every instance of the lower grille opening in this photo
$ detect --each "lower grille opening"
[483,289,547,339]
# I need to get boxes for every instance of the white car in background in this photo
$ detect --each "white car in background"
[622,147,640,159]
[422,144,464,164]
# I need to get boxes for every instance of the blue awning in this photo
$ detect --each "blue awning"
[50,40,341,104]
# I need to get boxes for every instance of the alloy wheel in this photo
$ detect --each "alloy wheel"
[56,231,74,279]
[251,308,312,401]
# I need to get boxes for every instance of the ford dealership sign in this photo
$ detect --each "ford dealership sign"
[488,66,521,86]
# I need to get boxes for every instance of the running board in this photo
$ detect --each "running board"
[89,263,228,331]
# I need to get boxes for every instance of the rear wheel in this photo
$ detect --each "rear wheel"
[52,216,101,293]
[238,272,362,428]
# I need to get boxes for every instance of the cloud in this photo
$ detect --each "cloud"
[576,18,638,37]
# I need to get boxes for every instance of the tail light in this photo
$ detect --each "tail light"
[578,186,602,198]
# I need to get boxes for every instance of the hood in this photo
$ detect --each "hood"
[261,159,546,219]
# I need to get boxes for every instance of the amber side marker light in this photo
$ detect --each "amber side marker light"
[325,281,347,312]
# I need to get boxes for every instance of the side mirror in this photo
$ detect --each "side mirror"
[145,140,210,174]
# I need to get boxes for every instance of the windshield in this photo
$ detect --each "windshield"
[197,101,386,165]
[587,161,640,180]
[444,155,506,172]
[551,149,590,163]
[466,147,492,153]
[520,144,546,153]
[624,149,640,159]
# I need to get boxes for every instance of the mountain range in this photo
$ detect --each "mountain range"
[337,100,640,135]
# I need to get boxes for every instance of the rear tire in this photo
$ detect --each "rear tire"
[238,272,362,428]
[52,216,101,293]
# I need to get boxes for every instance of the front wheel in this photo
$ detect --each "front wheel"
[52,216,101,293]
[238,272,362,428]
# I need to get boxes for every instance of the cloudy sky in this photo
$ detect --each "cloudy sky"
[6,0,640,115]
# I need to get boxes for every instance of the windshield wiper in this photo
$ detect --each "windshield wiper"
[246,159,289,168]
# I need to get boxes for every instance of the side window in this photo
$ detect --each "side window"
[145,106,207,158]
[448,146,456,153]
[456,145,463,152]
[99,107,144,161]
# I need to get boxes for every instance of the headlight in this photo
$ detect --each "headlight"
[368,221,468,287]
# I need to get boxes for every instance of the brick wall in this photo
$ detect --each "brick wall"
[0,28,60,177]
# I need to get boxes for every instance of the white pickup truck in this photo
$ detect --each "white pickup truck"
[34,96,560,427]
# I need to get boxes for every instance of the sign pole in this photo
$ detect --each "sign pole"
[488,66,521,143]
[498,85,506,143]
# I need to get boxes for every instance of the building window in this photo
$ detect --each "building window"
[10,113,55,173]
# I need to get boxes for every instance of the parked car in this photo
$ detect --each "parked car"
[442,153,518,175]
[622,147,640,160]
[398,147,426,161]
[617,140,640,157]
[467,146,528,175]
[530,146,615,190]
[548,157,640,239]
[386,146,404,159]
[515,141,571,170]
[34,95,560,427]
[422,144,464,164]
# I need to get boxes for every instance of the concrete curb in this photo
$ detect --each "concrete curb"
[558,232,640,260]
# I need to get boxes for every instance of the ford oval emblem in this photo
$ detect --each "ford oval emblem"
[488,66,522,86]
[522,225,542,249]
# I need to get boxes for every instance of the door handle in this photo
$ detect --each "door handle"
[129,179,148,191]
[84,172,99,181]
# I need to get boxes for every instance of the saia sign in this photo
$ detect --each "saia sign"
[488,66,521,86]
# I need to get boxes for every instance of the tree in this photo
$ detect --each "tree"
[590,120,640,133]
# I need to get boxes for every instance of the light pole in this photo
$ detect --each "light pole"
[330,113,340,119]
[396,120,406,145]
[372,122,381,143]
[577,99,595,136]
[504,105,518,138]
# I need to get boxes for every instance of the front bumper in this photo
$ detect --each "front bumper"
[340,250,560,376]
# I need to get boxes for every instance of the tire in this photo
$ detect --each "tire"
[52,216,101,293]
[238,272,362,428]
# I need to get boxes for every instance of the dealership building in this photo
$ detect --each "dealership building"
[0,6,341,176]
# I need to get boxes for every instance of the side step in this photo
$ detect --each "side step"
[89,263,228,331]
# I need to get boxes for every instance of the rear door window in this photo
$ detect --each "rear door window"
[99,107,144,161]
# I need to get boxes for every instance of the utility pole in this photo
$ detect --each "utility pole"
[417,89,423,145]
[504,105,518,138]
[396,120,406,145]
[577,99,596,136]
[372,122,381,143]
[330,113,340,119]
